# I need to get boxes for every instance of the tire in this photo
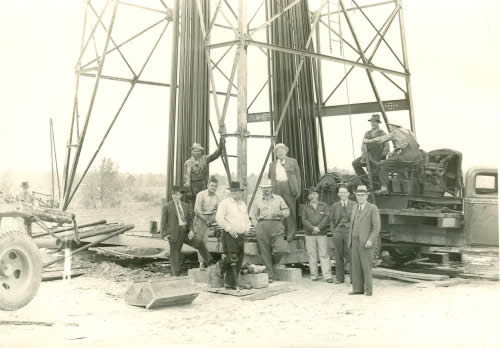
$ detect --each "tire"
[0,230,42,311]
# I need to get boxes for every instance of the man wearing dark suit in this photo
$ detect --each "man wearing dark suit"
[268,143,302,243]
[330,184,357,284]
[160,185,213,276]
[348,185,381,296]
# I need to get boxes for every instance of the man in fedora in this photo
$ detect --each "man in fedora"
[216,182,251,289]
[330,184,357,284]
[352,114,389,187]
[268,143,301,244]
[160,185,213,276]
[364,123,422,194]
[348,185,380,296]
[302,186,332,283]
[250,179,290,282]
[183,139,225,208]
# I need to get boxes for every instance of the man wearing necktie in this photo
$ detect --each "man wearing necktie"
[160,185,213,276]
[268,143,302,244]
[348,185,381,296]
[330,184,357,284]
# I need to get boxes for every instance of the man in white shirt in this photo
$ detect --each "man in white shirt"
[268,143,302,244]
[216,182,252,289]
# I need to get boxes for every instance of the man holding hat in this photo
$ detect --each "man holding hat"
[352,114,389,187]
[348,185,381,296]
[160,185,213,276]
[364,123,422,194]
[268,143,302,244]
[250,179,290,282]
[216,182,252,289]
[183,139,224,208]
[302,186,332,282]
[330,184,357,284]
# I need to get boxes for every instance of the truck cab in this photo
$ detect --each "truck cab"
[463,167,498,246]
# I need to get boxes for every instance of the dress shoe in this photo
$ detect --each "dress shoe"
[224,285,237,290]
[311,278,319,282]
[348,291,364,295]
[268,278,274,283]
[334,280,344,284]
[365,291,373,296]
[238,283,252,290]
[326,279,334,283]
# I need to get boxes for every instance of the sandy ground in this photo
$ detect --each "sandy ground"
[1,267,500,348]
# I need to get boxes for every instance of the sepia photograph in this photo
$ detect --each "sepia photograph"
[0,0,499,347]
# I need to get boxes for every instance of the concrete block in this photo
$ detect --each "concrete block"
[125,276,199,309]
[240,273,269,289]
[188,268,209,283]
[274,267,302,282]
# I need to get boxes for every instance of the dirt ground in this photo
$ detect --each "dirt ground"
[2,263,500,348]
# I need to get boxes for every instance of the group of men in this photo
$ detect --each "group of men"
[160,113,421,295]
[160,141,303,289]
[302,184,380,296]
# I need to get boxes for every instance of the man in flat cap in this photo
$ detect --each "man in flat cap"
[250,179,290,282]
[348,185,380,296]
[302,186,332,283]
[352,114,389,187]
[268,143,301,244]
[184,139,225,209]
[160,185,214,276]
[364,123,422,194]
[193,175,220,269]
[216,182,252,289]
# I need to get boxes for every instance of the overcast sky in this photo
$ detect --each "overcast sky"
[1,0,499,180]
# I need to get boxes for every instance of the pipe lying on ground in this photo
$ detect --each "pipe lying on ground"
[43,224,134,268]
[55,224,128,248]
[33,220,107,239]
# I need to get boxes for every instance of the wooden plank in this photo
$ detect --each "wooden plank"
[373,273,423,283]
[374,267,449,281]
[42,270,86,281]
[0,321,54,326]
[204,288,256,297]
[241,287,297,301]
[380,208,463,219]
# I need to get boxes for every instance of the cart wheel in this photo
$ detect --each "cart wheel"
[0,230,42,311]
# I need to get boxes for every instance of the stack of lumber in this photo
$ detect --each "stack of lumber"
[462,247,499,280]
[373,267,450,283]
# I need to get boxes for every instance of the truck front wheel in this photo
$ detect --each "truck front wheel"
[0,230,42,311]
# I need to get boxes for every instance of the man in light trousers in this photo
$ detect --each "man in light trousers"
[302,187,332,283]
